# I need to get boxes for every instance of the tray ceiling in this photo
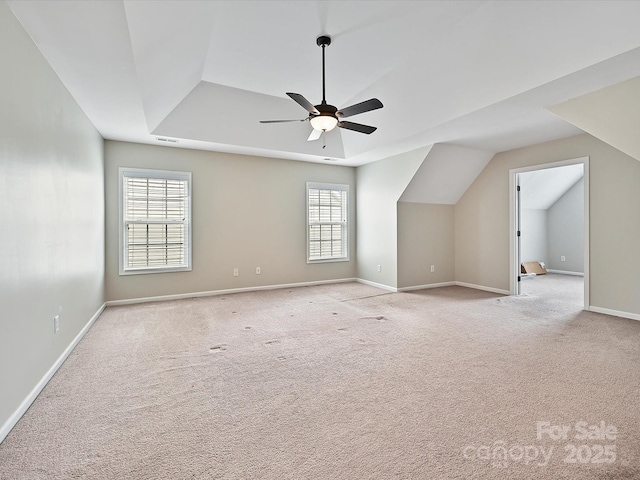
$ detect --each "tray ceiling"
[8,0,640,166]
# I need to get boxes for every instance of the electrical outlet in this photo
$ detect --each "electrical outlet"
[256,267,261,275]
[233,268,239,277]
[561,256,566,262]
[377,265,381,272]
[53,315,60,334]
[430,265,435,273]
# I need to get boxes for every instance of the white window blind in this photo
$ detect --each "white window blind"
[119,168,192,275]
[307,182,348,262]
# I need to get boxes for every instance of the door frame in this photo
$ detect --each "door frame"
[508,157,590,310]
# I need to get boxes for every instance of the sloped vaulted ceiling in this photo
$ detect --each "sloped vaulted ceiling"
[8,0,640,166]
[399,145,494,205]
[549,76,640,162]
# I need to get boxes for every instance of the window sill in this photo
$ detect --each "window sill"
[119,266,192,276]
[307,257,350,264]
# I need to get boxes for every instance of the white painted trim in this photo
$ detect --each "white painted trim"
[547,269,584,276]
[119,167,193,276]
[355,278,398,292]
[509,170,521,295]
[107,278,517,304]
[306,182,350,264]
[589,306,640,322]
[106,278,516,305]
[398,282,456,292]
[106,278,360,306]
[509,157,590,311]
[0,303,107,445]
[455,281,510,295]
[583,158,590,309]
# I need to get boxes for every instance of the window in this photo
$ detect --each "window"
[307,182,349,262]
[119,168,192,275]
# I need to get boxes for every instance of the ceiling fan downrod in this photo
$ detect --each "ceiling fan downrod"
[317,35,331,105]
[309,35,338,133]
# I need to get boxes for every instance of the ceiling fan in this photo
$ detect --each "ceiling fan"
[260,35,383,145]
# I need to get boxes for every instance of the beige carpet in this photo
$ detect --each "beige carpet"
[1,277,639,479]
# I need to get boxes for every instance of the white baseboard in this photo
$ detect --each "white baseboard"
[355,278,397,292]
[0,302,106,445]
[589,306,640,322]
[455,281,510,295]
[106,278,359,306]
[398,282,456,292]
[106,278,512,306]
[547,269,584,276]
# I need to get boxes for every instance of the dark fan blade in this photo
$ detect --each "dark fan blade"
[338,121,377,134]
[336,98,383,118]
[260,118,307,124]
[287,92,320,115]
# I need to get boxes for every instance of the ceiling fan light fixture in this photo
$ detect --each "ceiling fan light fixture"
[260,35,383,141]
[310,114,338,132]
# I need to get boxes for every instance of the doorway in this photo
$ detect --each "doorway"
[509,158,589,310]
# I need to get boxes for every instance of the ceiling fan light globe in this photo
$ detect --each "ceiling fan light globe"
[310,115,338,132]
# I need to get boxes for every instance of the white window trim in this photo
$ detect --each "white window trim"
[306,182,350,264]
[119,167,192,275]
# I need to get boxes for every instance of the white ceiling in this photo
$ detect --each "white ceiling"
[8,0,640,166]
[519,164,584,210]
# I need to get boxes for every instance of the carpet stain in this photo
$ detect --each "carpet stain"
[337,328,347,332]
[244,326,252,330]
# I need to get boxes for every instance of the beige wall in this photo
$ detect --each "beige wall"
[356,148,427,288]
[397,203,455,289]
[0,3,105,435]
[105,141,356,301]
[547,178,584,273]
[455,133,640,315]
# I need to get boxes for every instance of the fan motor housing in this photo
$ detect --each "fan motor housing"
[316,35,331,47]
[315,103,337,116]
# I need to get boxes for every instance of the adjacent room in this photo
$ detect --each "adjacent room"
[517,163,586,306]
[2,1,640,478]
